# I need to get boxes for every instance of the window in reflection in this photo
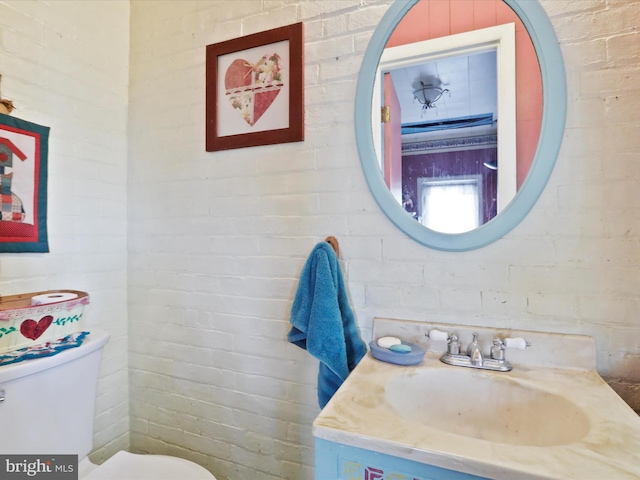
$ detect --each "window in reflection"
[419,176,482,234]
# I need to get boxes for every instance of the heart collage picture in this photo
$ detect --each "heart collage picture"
[224,53,284,127]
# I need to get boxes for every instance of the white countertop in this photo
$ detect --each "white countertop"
[313,320,640,480]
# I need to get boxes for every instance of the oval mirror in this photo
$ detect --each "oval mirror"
[356,0,566,251]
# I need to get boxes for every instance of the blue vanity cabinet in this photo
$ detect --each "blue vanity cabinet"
[315,438,488,480]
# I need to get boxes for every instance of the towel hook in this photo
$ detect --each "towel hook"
[325,236,339,258]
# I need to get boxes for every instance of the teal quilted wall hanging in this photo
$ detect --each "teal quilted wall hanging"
[0,113,49,253]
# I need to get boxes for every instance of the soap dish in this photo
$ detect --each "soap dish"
[369,341,425,366]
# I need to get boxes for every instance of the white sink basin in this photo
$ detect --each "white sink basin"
[385,368,590,446]
[313,321,640,479]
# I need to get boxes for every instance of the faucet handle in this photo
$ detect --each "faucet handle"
[490,338,506,360]
[490,337,531,361]
[504,337,531,350]
[426,329,450,342]
[447,334,461,355]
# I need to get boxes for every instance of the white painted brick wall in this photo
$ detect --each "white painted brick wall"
[0,0,130,464]
[128,0,640,478]
[6,0,636,477]
[129,0,640,480]
[5,0,639,477]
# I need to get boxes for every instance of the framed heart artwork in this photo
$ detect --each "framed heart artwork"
[206,23,304,152]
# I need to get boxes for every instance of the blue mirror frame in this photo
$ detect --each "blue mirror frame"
[355,0,566,251]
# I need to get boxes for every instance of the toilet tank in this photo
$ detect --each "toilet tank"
[0,329,110,458]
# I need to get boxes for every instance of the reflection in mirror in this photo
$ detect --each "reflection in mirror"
[375,1,539,233]
[375,22,518,233]
[355,0,566,250]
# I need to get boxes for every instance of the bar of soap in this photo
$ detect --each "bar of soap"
[377,336,401,349]
[390,344,412,354]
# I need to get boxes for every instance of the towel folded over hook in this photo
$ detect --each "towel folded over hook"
[288,242,367,408]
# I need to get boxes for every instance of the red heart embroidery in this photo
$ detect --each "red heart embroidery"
[224,53,283,126]
[20,315,54,340]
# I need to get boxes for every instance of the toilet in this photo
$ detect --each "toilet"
[0,329,216,480]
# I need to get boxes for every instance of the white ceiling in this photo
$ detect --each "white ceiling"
[388,50,497,126]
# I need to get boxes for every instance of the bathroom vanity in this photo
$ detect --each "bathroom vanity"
[312,319,640,479]
[315,438,485,480]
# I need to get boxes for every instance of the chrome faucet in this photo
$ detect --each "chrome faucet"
[438,333,530,372]
[467,333,483,366]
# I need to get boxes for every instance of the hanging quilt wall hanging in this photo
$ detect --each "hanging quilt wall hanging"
[0,113,49,253]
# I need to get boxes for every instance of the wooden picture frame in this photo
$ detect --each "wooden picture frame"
[206,23,304,152]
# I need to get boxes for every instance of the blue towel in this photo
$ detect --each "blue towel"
[288,242,367,408]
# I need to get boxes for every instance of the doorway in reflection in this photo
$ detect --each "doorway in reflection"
[374,0,544,235]
[380,28,513,231]
[390,47,499,231]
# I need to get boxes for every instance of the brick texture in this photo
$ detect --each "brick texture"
[128,1,640,478]
[0,0,130,464]
[2,0,639,479]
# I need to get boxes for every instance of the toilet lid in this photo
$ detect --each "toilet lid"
[82,451,216,480]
